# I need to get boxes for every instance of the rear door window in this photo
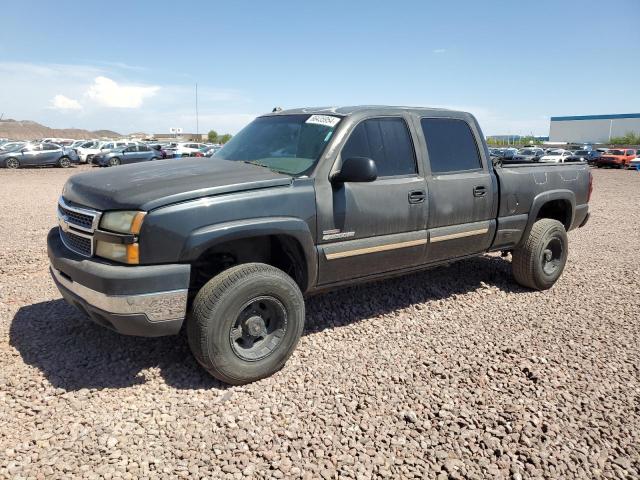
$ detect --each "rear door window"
[420,118,482,173]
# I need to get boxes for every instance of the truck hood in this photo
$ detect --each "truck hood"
[62,158,293,211]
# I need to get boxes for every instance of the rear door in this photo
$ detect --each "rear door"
[137,144,153,160]
[41,143,61,164]
[121,145,138,164]
[418,117,497,262]
[316,116,428,285]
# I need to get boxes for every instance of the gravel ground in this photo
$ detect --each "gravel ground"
[0,166,638,479]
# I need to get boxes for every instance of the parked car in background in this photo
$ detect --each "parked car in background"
[202,145,223,157]
[76,141,103,163]
[498,148,519,161]
[41,138,75,146]
[92,144,162,167]
[175,142,208,157]
[539,150,576,163]
[1,141,26,152]
[0,142,79,168]
[628,151,640,170]
[84,141,136,164]
[595,148,636,168]
[511,148,545,163]
[146,143,169,159]
[572,149,600,164]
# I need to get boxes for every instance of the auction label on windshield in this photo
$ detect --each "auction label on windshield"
[306,115,340,128]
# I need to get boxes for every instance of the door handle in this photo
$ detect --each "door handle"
[408,190,426,204]
[473,185,487,197]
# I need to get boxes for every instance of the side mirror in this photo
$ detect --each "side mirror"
[331,156,377,184]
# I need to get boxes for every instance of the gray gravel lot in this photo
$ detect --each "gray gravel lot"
[0,166,639,479]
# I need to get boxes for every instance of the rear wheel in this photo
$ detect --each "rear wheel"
[188,263,305,385]
[512,219,568,290]
[5,157,19,169]
[58,156,71,168]
[108,157,121,167]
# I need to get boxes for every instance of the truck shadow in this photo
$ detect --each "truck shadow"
[9,254,525,392]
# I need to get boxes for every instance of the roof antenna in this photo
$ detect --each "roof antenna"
[272,106,283,113]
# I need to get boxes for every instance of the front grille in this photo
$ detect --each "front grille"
[57,198,101,258]
[60,229,92,256]
[58,204,94,230]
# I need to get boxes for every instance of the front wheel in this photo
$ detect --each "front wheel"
[58,156,71,168]
[5,157,19,169]
[108,157,121,167]
[188,263,305,385]
[512,219,568,290]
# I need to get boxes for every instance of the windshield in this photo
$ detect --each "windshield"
[608,150,624,155]
[547,151,563,156]
[215,114,342,176]
[519,149,534,155]
[575,150,588,155]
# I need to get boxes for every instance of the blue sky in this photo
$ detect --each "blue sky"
[1,0,638,136]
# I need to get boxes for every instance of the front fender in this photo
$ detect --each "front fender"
[180,216,318,290]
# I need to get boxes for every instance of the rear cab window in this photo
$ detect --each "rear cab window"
[420,118,482,174]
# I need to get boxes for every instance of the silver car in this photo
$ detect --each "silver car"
[0,143,79,169]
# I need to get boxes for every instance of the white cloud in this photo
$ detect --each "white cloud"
[50,94,82,110]
[86,76,160,108]
[433,48,447,54]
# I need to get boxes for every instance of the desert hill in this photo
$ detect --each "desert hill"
[0,119,120,140]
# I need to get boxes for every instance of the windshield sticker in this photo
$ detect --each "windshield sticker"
[306,115,340,128]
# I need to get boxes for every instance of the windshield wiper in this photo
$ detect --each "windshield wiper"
[243,160,272,169]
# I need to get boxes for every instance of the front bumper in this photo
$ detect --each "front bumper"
[47,228,190,336]
[596,159,622,166]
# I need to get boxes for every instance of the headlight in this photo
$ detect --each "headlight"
[96,241,139,264]
[100,211,146,234]
[96,211,145,264]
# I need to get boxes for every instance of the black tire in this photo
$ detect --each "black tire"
[512,218,568,290]
[58,156,71,168]
[188,263,305,385]
[108,157,121,167]
[5,157,19,169]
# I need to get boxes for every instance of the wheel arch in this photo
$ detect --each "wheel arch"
[181,217,317,294]
[519,190,575,247]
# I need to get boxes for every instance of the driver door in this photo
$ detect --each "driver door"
[316,116,428,285]
[20,145,42,165]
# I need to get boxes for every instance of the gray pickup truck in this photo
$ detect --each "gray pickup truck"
[48,106,592,384]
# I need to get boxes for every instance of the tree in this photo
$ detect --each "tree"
[608,131,640,145]
[219,133,233,144]
[207,130,219,143]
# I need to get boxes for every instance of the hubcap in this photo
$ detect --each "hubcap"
[6,158,18,169]
[541,237,563,276]
[229,296,288,361]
